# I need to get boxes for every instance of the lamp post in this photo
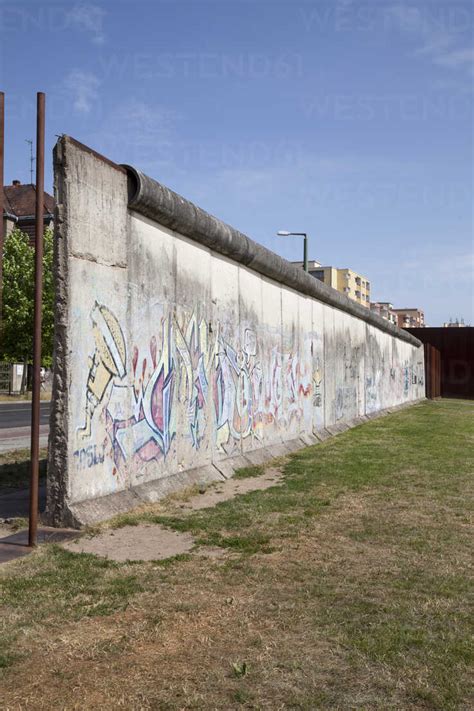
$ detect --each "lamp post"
[276,231,308,272]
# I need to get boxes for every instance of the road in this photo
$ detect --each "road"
[0,401,50,453]
[0,401,50,430]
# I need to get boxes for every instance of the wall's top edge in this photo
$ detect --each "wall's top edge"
[58,137,421,347]
[63,135,127,174]
[123,163,421,347]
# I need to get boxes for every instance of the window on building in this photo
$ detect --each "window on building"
[310,269,325,283]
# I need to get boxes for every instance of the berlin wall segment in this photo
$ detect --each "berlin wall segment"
[46,137,425,528]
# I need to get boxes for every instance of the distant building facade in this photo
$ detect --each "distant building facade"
[2,180,54,244]
[443,318,467,328]
[293,260,371,309]
[392,308,425,329]
[370,301,397,325]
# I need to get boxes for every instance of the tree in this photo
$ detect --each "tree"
[1,227,54,369]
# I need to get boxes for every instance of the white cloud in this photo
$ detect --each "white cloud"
[64,70,101,114]
[386,3,473,78]
[434,47,474,69]
[67,3,106,45]
[112,101,178,139]
[83,99,181,172]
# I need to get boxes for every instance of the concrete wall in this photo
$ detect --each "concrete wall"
[47,137,425,527]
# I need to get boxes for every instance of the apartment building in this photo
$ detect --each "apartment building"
[293,260,371,309]
[392,308,425,329]
[370,302,397,325]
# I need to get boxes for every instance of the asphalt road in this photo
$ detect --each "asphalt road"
[0,401,50,430]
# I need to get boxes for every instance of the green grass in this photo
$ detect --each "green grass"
[0,399,473,710]
[1,545,143,618]
[0,545,144,668]
[232,464,265,479]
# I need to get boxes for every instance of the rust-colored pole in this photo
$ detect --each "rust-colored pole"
[29,92,45,547]
[0,92,4,340]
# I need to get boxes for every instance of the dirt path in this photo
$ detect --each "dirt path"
[62,467,284,562]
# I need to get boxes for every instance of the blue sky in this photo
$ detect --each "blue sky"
[1,0,473,325]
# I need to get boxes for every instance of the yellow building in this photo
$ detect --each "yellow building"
[293,260,371,308]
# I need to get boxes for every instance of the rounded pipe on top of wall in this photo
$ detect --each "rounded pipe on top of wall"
[121,163,421,349]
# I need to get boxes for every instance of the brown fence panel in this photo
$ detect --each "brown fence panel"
[408,328,473,399]
[424,343,441,399]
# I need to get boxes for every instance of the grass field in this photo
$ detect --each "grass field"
[0,400,473,709]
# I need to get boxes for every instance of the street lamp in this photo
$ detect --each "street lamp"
[276,231,308,273]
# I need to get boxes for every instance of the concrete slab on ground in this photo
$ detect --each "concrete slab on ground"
[64,525,195,562]
[245,447,276,466]
[299,432,320,447]
[134,464,224,503]
[284,438,307,453]
[212,455,252,479]
[62,467,284,562]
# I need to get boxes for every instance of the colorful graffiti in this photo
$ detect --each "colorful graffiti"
[77,303,127,441]
[77,304,316,470]
[313,357,323,408]
[76,303,423,475]
[213,327,313,452]
[403,363,410,396]
[107,317,175,464]
[175,315,212,449]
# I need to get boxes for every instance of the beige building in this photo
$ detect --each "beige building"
[392,308,425,329]
[293,260,371,309]
[370,302,397,325]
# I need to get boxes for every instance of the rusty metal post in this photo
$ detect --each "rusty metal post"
[0,92,4,339]
[29,92,45,547]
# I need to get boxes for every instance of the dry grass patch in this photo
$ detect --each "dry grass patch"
[0,399,473,709]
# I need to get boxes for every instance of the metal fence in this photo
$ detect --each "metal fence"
[0,361,11,393]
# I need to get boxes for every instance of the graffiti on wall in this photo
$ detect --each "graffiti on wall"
[77,303,127,441]
[213,327,312,452]
[76,303,423,474]
[76,304,317,470]
[108,317,175,466]
[313,357,323,408]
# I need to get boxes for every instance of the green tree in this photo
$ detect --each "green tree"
[1,227,54,368]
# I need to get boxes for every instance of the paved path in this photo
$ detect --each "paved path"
[0,425,49,453]
[0,402,50,453]
[0,401,50,429]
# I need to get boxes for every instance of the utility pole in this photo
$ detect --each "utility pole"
[29,92,45,548]
[0,92,4,341]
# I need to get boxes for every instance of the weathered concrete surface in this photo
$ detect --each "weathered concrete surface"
[47,137,426,527]
[125,165,420,347]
